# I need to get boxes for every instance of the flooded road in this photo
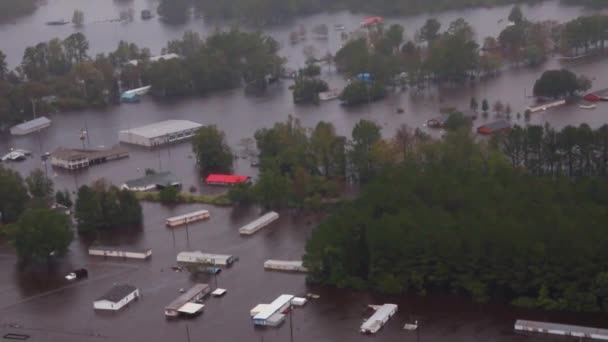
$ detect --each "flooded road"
[1,0,608,341]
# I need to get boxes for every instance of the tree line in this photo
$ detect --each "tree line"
[0,29,283,130]
[497,123,608,177]
[327,9,607,106]
[0,166,141,263]
[0,0,37,21]
[303,130,608,312]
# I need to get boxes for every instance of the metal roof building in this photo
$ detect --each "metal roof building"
[118,120,202,147]
[120,171,181,192]
[93,284,139,311]
[360,303,398,334]
[10,116,52,135]
[514,320,608,340]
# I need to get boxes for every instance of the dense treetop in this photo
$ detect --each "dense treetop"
[304,130,608,312]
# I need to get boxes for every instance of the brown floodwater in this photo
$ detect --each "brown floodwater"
[1,0,608,341]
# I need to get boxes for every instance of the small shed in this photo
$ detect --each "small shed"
[93,284,139,311]
[205,174,251,186]
[10,117,52,135]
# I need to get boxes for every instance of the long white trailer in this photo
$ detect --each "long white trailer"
[239,211,279,235]
[514,319,608,340]
[264,260,308,273]
[177,251,236,266]
[166,210,210,227]
[88,246,152,260]
[360,304,398,334]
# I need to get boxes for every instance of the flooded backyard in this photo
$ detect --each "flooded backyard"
[1,0,608,341]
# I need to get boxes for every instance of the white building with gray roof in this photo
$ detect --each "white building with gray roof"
[118,119,202,147]
[10,116,51,135]
[93,284,139,311]
[120,171,181,192]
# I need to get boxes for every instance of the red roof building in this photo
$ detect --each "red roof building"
[477,120,511,135]
[361,16,384,27]
[205,174,251,186]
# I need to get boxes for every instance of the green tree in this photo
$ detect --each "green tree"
[14,208,72,262]
[508,6,524,24]
[0,166,29,223]
[533,69,590,98]
[0,50,7,80]
[159,186,179,203]
[74,185,100,233]
[25,168,53,199]
[482,99,489,112]
[55,189,73,208]
[350,120,382,182]
[339,81,386,106]
[63,32,89,63]
[292,77,328,104]
[418,18,441,43]
[192,125,234,176]
[470,97,478,111]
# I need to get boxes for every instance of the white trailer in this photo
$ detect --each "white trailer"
[252,294,294,326]
[263,260,308,273]
[514,320,608,340]
[88,246,152,260]
[166,210,210,227]
[239,211,279,235]
[360,303,398,334]
[177,251,236,266]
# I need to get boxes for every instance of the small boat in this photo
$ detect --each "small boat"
[46,20,69,26]
[579,104,597,110]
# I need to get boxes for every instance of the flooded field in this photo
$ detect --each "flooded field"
[1,0,608,341]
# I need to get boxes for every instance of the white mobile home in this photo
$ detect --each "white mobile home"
[166,210,210,227]
[118,120,202,147]
[360,303,398,334]
[177,251,236,266]
[88,246,152,260]
[514,320,608,340]
[93,284,139,311]
[10,116,52,135]
[252,294,295,326]
[239,211,279,235]
[263,260,308,273]
[164,284,210,317]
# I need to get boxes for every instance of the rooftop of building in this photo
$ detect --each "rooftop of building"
[51,145,129,161]
[123,171,181,188]
[96,284,138,303]
[119,120,203,139]
[11,116,51,130]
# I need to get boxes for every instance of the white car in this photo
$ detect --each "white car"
[65,273,77,280]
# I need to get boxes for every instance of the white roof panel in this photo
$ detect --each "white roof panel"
[254,295,294,321]
[178,302,204,314]
[120,120,202,139]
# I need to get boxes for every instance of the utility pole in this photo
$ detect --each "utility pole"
[185,325,191,342]
[289,302,294,342]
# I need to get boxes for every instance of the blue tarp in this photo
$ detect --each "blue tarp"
[120,92,140,103]
[356,73,372,82]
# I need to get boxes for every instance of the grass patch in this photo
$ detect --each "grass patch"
[135,191,232,206]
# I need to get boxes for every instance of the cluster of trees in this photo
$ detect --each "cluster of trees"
[0,167,73,263]
[304,130,608,312]
[498,123,608,177]
[74,180,142,233]
[192,125,234,176]
[142,30,284,97]
[0,0,38,21]
[228,117,430,209]
[191,0,546,26]
[533,69,591,98]
[560,14,608,55]
[0,29,284,129]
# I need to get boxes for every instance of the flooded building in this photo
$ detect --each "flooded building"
[252,294,295,327]
[93,284,139,311]
[164,283,210,317]
[88,246,152,260]
[120,171,181,192]
[50,146,129,170]
[476,120,511,135]
[177,251,236,266]
[118,119,202,147]
[165,210,210,227]
[204,174,251,186]
[360,303,398,334]
[263,260,308,273]
[10,116,52,135]
[239,211,279,235]
[514,320,608,340]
